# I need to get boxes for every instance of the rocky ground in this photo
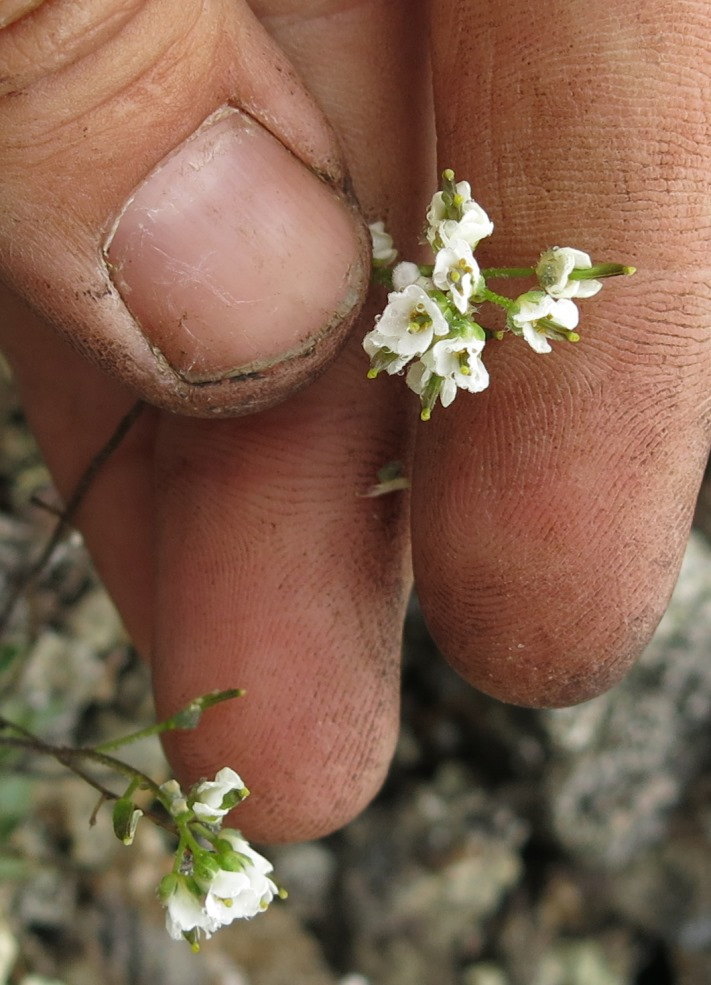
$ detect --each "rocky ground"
[2,374,711,985]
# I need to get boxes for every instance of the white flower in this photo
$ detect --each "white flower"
[406,359,457,411]
[426,180,494,250]
[162,876,217,942]
[438,209,495,250]
[405,332,489,418]
[507,291,579,354]
[426,335,490,394]
[213,831,279,919]
[369,221,397,265]
[536,246,602,299]
[363,335,411,375]
[432,240,483,314]
[191,767,248,822]
[202,867,256,925]
[363,284,449,374]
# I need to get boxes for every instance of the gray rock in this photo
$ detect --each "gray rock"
[541,531,711,866]
[340,764,528,985]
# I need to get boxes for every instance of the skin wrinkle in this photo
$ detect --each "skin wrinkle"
[1,0,710,835]
[0,0,145,92]
[1,1,206,122]
[454,7,704,258]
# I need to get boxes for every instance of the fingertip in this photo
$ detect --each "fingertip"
[161,697,398,843]
[412,335,709,710]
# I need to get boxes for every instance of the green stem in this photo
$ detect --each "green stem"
[174,818,213,868]
[70,747,161,795]
[481,266,535,279]
[0,716,42,742]
[569,263,636,280]
[192,821,223,844]
[172,824,195,872]
[122,777,142,800]
[92,720,180,754]
[478,286,516,311]
[92,688,245,754]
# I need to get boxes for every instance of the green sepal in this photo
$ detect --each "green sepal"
[112,797,143,846]
[157,872,180,903]
[193,852,221,886]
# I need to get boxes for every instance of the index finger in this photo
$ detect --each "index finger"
[414,0,711,706]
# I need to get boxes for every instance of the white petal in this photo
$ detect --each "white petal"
[549,298,579,330]
[439,208,494,249]
[392,261,421,290]
[219,833,275,876]
[559,247,592,268]
[165,883,216,939]
[511,292,554,327]
[369,221,397,264]
[209,869,251,898]
[405,360,430,395]
[572,279,603,298]
[522,324,552,353]
[439,378,458,407]
[456,358,490,393]
[193,801,229,820]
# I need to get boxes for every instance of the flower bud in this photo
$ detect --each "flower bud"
[112,798,143,846]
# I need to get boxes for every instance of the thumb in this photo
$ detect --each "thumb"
[0,0,369,416]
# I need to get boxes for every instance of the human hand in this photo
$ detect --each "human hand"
[1,0,709,842]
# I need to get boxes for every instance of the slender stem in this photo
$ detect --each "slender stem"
[478,286,516,311]
[69,746,163,796]
[0,735,122,799]
[182,823,209,858]
[92,719,180,754]
[481,266,535,279]
[0,721,162,797]
[92,688,245,753]
[0,734,176,833]
[0,715,42,742]
[0,400,145,635]
[192,821,224,844]
[569,262,636,280]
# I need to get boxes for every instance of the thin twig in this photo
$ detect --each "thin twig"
[0,733,175,834]
[0,400,144,635]
[0,714,161,794]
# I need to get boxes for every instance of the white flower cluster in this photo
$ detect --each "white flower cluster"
[155,768,281,950]
[363,169,629,419]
